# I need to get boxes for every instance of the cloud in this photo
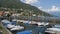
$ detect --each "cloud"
[38,6,42,9]
[38,6,60,12]
[21,0,39,4]
[48,6,60,11]
[38,6,48,12]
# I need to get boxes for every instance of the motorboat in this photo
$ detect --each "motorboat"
[10,25,24,31]
[37,22,49,26]
[45,24,60,34]
[6,24,15,29]
[1,19,11,24]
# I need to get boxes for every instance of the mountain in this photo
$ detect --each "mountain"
[0,0,52,16]
[49,11,60,17]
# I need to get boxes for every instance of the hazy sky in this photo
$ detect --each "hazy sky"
[20,0,60,12]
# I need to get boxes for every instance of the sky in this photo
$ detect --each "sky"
[20,0,60,12]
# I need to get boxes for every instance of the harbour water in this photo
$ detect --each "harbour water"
[11,22,50,34]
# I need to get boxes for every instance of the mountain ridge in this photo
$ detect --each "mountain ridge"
[0,0,52,16]
[49,11,60,17]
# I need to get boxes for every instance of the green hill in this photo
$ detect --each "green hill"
[0,0,52,16]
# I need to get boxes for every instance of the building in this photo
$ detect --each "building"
[0,11,4,16]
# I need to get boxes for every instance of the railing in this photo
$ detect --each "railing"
[0,16,60,22]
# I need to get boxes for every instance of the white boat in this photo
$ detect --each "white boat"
[7,24,15,29]
[1,19,11,23]
[10,25,24,31]
[37,22,49,26]
[45,24,60,34]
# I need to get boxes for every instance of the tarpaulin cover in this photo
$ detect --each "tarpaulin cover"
[17,30,32,34]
